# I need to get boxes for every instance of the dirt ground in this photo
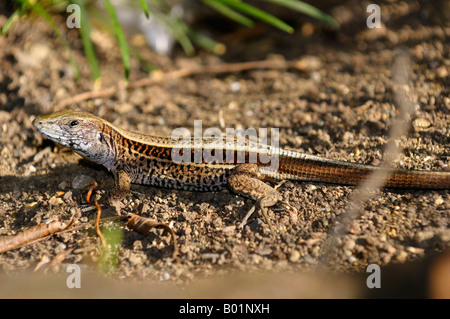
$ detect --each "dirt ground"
[0,1,449,298]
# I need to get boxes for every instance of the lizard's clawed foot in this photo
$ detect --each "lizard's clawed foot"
[239,203,276,237]
[106,170,131,214]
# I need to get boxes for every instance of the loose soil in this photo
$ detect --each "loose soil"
[0,1,448,298]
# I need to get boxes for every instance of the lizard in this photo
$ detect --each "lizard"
[32,109,450,235]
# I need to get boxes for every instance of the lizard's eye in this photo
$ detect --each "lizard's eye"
[69,120,79,127]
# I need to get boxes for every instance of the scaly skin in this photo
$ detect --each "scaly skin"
[33,110,450,234]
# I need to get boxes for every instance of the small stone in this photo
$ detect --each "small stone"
[63,191,73,201]
[230,81,241,92]
[72,175,96,189]
[33,147,51,162]
[223,225,236,236]
[413,118,431,130]
[115,103,134,114]
[344,239,356,250]
[344,249,352,257]
[24,165,37,176]
[15,43,51,68]
[439,230,450,242]
[289,250,300,263]
[201,253,220,260]
[434,196,444,206]
[180,245,190,254]
[58,180,69,190]
[386,245,396,254]
[228,101,238,110]
[129,254,142,265]
[26,202,38,208]
[159,272,170,281]
[406,246,424,255]
[48,196,64,206]
[133,240,143,251]
[415,230,434,243]
[251,254,263,264]
[289,210,298,224]
[436,65,448,78]
[310,71,321,83]
[396,250,408,262]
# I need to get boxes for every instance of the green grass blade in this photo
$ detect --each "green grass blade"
[201,0,254,27]
[217,0,294,33]
[71,0,101,82]
[1,9,20,35]
[187,28,226,55]
[169,18,195,55]
[103,0,130,82]
[97,222,123,275]
[153,11,194,55]
[24,1,81,79]
[262,0,339,28]
[139,0,150,19]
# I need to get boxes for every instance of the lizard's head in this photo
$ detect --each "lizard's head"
[33,109,115,168]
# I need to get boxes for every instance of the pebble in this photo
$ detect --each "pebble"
[289,210,298,224]
[115,103,134,114]
[159,272,170,281]
[25,202,38,209]
[180,245,190,254]
[439,230,450,242]
[15,43,51,68]
[310,71,321,83]
[58,180,69,190]
[406,246,424,255]
[416,230,434,242]
[230,81,241,92]
[435,65,448,78]
[396,250,408,262]
[72,175,96,189]
[434,196,444,206]
[48,196,64,206]
[33,147,51,162]
[251,254,263,264]
[23,164,36,176]
[413,117,431,129]
[344,238,356,250]
[289,250,300,263]
[133,240,143,251]
[223,225,236,236]
[128,254,142,265]
[202,253,220,260]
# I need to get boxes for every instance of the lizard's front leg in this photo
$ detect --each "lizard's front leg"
[227,163,282,236]
[107,169,131,214]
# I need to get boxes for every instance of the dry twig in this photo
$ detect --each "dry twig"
[321,49,415,261]
[0,217,74,253]
[126,214,178,258]
[85,181,107,250]
[53,87,116,111]
[52,57,319,109]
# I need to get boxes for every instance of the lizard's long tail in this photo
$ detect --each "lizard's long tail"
[265,151,450,189]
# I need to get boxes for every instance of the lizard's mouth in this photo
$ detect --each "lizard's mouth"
[32,118,68,147]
